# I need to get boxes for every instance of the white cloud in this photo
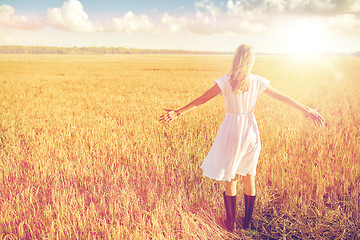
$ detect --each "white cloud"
[225,0,360,15]
[0,4,41,29]
[180,0,360,35]
[161,13,188,33]
[190,0,222,33]
[45,0,100,33]
[160,0,267,35]
[194,0,221,17]
[326,13,360,35]
[108,11,153,34]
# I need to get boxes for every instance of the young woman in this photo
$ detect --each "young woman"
[159,44,325,232]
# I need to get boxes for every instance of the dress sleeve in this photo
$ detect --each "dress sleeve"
[258,76,270,94]
[214,75,228,95]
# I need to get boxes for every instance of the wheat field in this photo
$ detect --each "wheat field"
[0,54,359,239]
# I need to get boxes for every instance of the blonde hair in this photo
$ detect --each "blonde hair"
[229,44,255,94]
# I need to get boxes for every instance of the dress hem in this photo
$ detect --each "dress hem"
[202,171,256,182]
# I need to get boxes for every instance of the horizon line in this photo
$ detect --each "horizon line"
[0,44,358,56]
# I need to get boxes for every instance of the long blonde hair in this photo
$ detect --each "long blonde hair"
[229,44,255,94]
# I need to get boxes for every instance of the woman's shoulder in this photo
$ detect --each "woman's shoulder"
[214,75,230,93]
[249,73,269,83]
[249,73,270,92]
[219,75,230,81]
[215,75,230,85]
[249,73,262,80]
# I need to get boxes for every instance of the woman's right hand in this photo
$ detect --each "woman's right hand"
[306,108,326,126]
[159,109,180,126]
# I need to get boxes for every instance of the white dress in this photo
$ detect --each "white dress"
[200,74,270,181]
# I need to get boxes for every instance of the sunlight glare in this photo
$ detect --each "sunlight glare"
[286,22,327,57]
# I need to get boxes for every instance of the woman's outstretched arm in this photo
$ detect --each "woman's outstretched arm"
[264,85,326,126]
[159,84,221,125]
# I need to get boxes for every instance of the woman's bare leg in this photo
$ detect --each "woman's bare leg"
[225,175,240,196]
[243,174,256,196]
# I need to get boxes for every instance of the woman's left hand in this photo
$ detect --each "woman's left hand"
[159,109,180,126]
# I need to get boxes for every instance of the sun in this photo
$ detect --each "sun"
[285,22,327,57]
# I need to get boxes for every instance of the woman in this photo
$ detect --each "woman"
[159,44,325,232]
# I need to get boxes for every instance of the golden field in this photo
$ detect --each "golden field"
[0,54,359,239]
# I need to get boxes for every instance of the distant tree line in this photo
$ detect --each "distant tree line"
[0,45,231,55]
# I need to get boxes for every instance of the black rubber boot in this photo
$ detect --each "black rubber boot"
[223,192,236,232]
[243,194,256,229]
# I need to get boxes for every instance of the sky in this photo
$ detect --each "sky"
[0,0,359,54]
